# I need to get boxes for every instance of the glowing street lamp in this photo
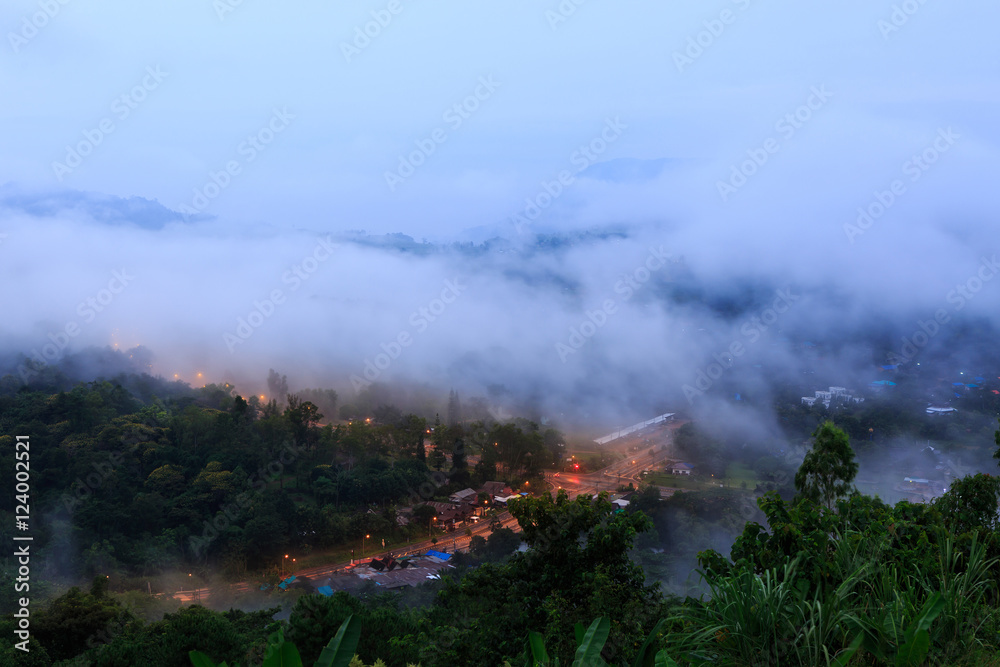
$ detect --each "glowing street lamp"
[363,534,370,558]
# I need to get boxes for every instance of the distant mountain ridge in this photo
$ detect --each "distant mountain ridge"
[576,156,679,183]
[0,185,207,229]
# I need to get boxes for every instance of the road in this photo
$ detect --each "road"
[175,420,687,604]
[174,511,520,604]
[547,420,686,500]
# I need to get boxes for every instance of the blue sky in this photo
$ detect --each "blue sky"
[4,0,997,238]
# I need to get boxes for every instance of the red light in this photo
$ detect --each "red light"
[574,464,579,470]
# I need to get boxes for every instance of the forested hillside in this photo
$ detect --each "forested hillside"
[0,374,557,594]
[4,374,1000,665]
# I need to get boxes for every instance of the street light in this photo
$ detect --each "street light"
[363,534,370,558]
[282,554,288,578]
[429,517,436,538]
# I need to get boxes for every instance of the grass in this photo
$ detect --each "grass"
[644,473,712,490]
[665,534,1000,666]
[725,462,757,485]
[643,462,759,492]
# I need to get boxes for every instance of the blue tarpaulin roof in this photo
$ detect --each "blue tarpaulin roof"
[317,586,333,597]
[278,576,297,590]
[426,550,451,561]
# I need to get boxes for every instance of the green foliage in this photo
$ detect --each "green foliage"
[287,592,420,666]
[992,417,1000,466]
[88,605,279,667]
[519,616,676,667]
[934,473,1000,534]
[11,380,1000,666]
[190,616,397,667]
[794,421,858,508]
[572,617,611,666]
[416,490,664,665]
[894,592,946,666]
[472,421,547,484]
[469,526,521,562]
[676,477,1000,666]
[31,581,132,662]
[672,424,726,477]
[315,614,361,667]
[0,378,478,589]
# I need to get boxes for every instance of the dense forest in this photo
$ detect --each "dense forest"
[4,367,1000,665]
[0,370,567,588]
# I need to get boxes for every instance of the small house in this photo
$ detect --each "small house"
[449,488,478,504]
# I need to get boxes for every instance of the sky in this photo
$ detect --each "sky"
[2,0,999,428]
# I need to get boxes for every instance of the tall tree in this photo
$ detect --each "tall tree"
[32,578,131,663]
[794,421,858,509]
[266,369,288,405]
[398,414,427,461]
[284,395,322,447]
[426,490,660,665]
[935,473,1000,534]
[429,446,447,471]
[452,436,469,482]
[992,417,1000,466]
[447,389,462,426]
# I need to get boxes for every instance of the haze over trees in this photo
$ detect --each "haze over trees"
[4,365,1000,664]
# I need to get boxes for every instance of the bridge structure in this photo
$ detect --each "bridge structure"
[594,412,675,445]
